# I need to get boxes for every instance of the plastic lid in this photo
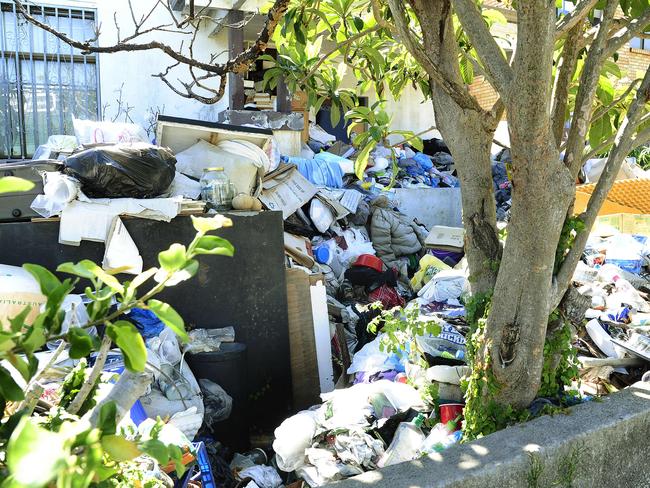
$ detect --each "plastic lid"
[204,167,224,172]
[314,247,331,264]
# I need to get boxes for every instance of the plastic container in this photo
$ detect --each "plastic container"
[378,414,426,467]
[439,403,464,430]
[176,442,215,488]
[185,342,249,451]
[200,167,235,211]
[352,254,384,273]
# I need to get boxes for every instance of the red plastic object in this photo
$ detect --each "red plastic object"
[439,403,464,431]
[352,254,384,273]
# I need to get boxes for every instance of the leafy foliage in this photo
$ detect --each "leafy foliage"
[539,311,580,398]
[0,214,234,487]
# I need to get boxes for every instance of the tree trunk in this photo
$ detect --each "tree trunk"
[411,0,500,297]
[480,2,575,408]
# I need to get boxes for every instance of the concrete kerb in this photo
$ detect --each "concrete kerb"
[332,381,650,488]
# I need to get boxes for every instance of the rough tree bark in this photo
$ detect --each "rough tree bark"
[399,0,501,297]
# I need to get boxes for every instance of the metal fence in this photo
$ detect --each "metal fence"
[0,1,100,159]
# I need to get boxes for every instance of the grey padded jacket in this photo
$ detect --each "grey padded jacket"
[370,196,427,268]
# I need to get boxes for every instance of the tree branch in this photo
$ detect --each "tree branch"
[68,334,112,415]
[386,0,483,112]
[553,65,650,307]
[590,77,643,125]
[555,0,598,40]
[12,0,290,104]
[604,9,650,59]
[552,24,583,148]
[450,0,513,97]
[563,0,618,179]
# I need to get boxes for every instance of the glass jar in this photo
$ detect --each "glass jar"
[200,167,235,211]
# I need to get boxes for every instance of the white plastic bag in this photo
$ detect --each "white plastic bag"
[272,409,318,472]
[31,172,80,218]
[73,118,148,144]
[417,269,467,303]
[337,228,376,267]
[310,199,335,233]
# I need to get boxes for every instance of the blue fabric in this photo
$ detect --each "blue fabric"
[128,308,165,339]
[413,152,433,170]
[286,154,344,188]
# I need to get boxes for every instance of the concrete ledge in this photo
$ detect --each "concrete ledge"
[334,382,650,487]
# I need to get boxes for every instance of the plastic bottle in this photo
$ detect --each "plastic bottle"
[378,413,426,467]
[420,424,462,454]
[313,240,344,278]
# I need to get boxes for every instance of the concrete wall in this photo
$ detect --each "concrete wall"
[335,381,650,488]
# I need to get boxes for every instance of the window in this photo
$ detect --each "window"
[0,2,100,159]
[630,37,650,52]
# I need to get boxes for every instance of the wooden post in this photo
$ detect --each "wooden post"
[276,75,292,113]
[227,11,245,110]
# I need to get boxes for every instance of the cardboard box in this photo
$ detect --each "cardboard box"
[259,164,318,219]
[425,225,465,251]
[594,213,650,237]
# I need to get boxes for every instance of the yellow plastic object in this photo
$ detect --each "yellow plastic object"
[576,178,650,215]
[410,255,451,292]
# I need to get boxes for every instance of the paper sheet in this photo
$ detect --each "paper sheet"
[59,197,181,246]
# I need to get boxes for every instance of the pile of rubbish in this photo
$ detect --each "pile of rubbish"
[570,223,650,395]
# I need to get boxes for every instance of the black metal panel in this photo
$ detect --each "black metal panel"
[0,211,292,429]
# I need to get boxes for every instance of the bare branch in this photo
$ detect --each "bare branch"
[552,24,583,148]
[555,0,598,40]
[12,0,290,104]
[450,0,513,97]
[563,0,618,178]
[553,65,650,307]
[604,9,650,58]
[386,0,483,112]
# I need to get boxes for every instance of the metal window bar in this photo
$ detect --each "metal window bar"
[0,2,100,160]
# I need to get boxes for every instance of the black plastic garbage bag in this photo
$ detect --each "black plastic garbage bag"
[63,143,176,198]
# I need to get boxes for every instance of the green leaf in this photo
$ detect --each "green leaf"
[8,307,31,333]
[97,401,117,436]
[0,366,24,402]
[193,235,235,256]
[7,417,66,486]
[147,300,187,342]
[56,261,96,279]
[410,136,424,152]
[330,102,341,127]
[67,327,95,359]
[23,263,61,295]
[158,243,188,272]
[191,215,233,234]
[354,140,378,180]
[0,176,34,194]
[353,16,364,31]
[5,353,34,383]
[106,321,147,372]
[139,439,169,465]
[101,435,142,462]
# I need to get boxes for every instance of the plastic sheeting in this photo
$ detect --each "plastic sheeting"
[63,143,176,198]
